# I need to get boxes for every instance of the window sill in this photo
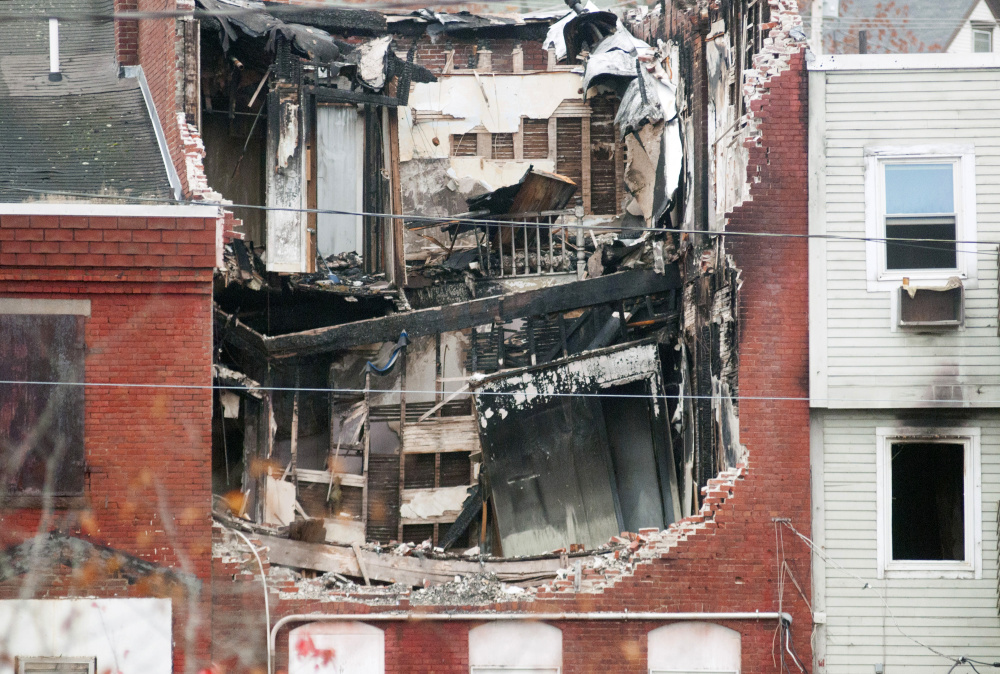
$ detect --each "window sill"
[1,495,87,510]
[881,564,977,580]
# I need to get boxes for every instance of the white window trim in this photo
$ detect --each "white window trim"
[17,656,97,674]
[875,426,982,580]
[864,145,978,292]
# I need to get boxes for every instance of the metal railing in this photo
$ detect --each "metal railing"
[472,207,587,279]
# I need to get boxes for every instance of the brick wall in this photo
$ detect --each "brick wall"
[136,0,188,194]
[394,35,550,75]
[0,212,217,672]
[115,0,139,65]
[0,215,216,269]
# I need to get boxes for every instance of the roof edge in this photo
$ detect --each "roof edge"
[809,51,1000,70]
[123,65,183,200]
[0,202,221,217]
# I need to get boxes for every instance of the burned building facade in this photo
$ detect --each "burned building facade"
[202,0,814,672]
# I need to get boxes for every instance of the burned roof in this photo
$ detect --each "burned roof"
[0,0,174,202]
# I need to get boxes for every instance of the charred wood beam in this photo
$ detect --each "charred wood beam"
[307,85,400,108]
[262,268,681,358]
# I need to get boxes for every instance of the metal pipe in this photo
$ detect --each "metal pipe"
[232,529,272,674]
[48,19,62,82]
[269,611,792,673]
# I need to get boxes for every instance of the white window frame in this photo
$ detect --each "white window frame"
[973,26,994,53]
[875,427,982,580]
[17,656,97,674]
[864,145,978,292]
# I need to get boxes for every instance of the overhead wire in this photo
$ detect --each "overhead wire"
[13,188,998,259]
[4,379,1000,407]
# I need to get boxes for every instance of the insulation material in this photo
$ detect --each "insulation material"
[354,35,392,90]
[220,390,241,419]
[542,1,601,61]
[400,486,471,521]
[264,476,296,525]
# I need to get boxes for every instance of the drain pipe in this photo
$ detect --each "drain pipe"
[231,529,272,672]
[269,611,793,674]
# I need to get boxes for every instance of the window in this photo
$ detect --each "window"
[876,427,981,578]
[648,623,740,674]
[973,25,993,52]
[469,623,561,673]
[864,146,977,291]
[289,622,384,673]
[17,657,96,674]
[0,300,88,506]
[452,133,478,157]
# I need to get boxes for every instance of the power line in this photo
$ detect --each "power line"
[14,188,997,256]
[5,379,1000,407]
[0,0,590,22]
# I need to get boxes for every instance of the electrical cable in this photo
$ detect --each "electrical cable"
[6,378,1000,407]
[778,520,1000,668]
[12,187,997,257]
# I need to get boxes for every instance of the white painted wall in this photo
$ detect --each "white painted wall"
[399,73,581,188]
[947,0,998,54]
[289,622,384,674]
[647,622,741,673]
[468,622,561,672]
[814,410,1000,674]
[808,63,1000,408]
[0,598,171,674]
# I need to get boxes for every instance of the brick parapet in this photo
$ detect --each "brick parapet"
[0,214,217,270]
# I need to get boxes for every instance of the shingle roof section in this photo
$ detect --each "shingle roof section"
[0,0,173,202]
[825,0,978,53]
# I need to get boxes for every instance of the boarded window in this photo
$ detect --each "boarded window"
[452,133,478,157]
[491,133,515,160]
[0,314,85,499]
[555,117,583,189]
[891,442,965,561]
[589,96,621,216]
[523,119,549,159]
[439,451,471,487]
[404,453,435,489]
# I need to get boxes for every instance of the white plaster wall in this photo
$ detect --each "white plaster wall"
[401,73,584,161]
[0,598,171,674]
[468,622,562,671]
[289,622,384,674]
[647,622,741,673]
[948,0,998,53]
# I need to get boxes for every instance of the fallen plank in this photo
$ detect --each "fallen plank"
[261,268,681,357]
[256,534,572,587]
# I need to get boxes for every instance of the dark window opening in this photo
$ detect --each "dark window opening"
[402,523,435,545]
[404,453,435,489]
[885,219,957,270]
[440,451,471,487]
[891,442,965,561]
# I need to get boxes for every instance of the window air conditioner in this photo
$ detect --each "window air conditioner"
[898,279,964,329]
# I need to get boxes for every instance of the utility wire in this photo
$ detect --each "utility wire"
[14,188,997,256]
[0,0,595,22]
[6,379,1000,407]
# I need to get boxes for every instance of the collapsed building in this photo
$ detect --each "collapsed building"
[203,0,814,671]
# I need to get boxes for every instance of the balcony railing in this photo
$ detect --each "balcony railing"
[471,208,587,279]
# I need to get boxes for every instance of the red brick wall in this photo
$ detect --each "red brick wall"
[115,0,139,66]
[0,214,215,269]
[394,36,550,75]
[0,213,217,672]
[136,0,188,194]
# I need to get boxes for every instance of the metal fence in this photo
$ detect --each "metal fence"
[472,207,587,279]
